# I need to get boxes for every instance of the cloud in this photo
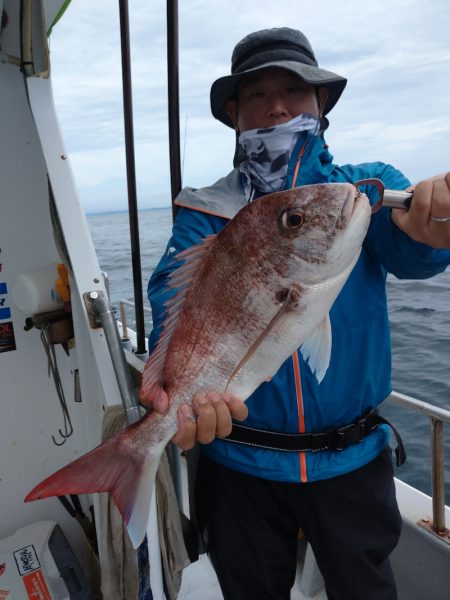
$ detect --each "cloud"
[49,0,450,211]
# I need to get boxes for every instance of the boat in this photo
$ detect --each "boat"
[1,1,449,598]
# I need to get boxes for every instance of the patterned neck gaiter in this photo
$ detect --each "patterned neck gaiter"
[238,113,319,196]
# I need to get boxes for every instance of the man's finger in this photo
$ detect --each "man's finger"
[207,390,233,438]
[223,392,248,421]
[409,179,432,221]
[139,386,169,412]
[193,392,217,444]
[172,403,197,450]
[429,175,450,220]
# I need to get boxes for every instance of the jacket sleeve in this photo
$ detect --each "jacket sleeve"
[147,207,228,351]
[362,163,450,279]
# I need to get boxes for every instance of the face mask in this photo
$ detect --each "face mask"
[238,113,319,196]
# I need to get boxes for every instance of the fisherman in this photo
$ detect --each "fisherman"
[146,28,450,600]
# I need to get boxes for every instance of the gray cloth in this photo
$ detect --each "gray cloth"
[175,169,246,219]
[156,452,191,599]
[98,405,190,600]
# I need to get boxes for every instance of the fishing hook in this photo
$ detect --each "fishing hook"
[40,326,74,446]
[353,178,413,214]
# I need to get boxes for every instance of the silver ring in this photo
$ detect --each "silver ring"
[430,215,450,223]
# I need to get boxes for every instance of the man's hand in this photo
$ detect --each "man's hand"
[391,172,450,249]
[146,389,248,451]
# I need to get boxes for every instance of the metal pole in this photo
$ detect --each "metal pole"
[119,301,129,339]
[162,0,185,507]
[90,293,141,426]
[167,0,182,220]
[118,0,146,355]
[430,418,447,534]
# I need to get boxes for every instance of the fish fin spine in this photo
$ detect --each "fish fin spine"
[141,234,217,395]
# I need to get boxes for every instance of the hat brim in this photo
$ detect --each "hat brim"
[210,60,347,128]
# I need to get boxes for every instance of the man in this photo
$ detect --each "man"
[146,28,450,599]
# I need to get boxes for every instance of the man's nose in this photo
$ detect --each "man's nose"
[267,94,288,117]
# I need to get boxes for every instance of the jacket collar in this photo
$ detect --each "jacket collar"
[175,133,335,220]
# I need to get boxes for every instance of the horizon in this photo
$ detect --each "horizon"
[85,204,172,217]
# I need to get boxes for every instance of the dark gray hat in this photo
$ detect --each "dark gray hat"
[210,27,347,128]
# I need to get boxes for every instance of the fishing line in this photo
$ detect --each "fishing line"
[181,113,188,186]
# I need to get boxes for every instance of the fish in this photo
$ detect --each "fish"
[25,183,371,549]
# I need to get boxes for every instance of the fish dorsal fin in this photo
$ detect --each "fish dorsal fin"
[300,316,332,384]
[141,235,216,398]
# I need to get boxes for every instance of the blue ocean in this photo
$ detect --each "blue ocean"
[87,207,450,499]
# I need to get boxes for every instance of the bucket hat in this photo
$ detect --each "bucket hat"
[211,27,347,128]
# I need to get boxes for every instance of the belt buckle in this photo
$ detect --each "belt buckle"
[335,422,357,451]
[358,417,367,442]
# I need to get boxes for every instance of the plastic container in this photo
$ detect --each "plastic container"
[11,263,64,316]
[0,520,96,599]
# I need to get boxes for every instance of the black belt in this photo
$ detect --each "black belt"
[221,410,406,467]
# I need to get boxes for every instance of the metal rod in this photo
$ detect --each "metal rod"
[388,391,450,424]
[167,0,182,220]
[119,301,129,339]
[118,0,146,355]
[388,392,448,533]
[101,270,110,299]
[93,292,166,599]
[430,418,447,534]
[381,189,413,210]
[160,2,185,507]
[120,298,152,313]
[91,294,141,425]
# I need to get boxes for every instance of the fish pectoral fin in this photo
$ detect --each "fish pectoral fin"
[300,316,332,384]
[225,286,298,391]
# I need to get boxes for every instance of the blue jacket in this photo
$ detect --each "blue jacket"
[148,132,450,483]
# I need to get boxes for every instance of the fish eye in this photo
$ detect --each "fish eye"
[278,208,305,231]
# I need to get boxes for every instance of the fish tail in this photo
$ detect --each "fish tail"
[25,413,166,548]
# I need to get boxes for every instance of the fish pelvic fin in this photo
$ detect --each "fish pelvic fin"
[25,412,166,549]
[300,316,332,384]
[141,234,217,402]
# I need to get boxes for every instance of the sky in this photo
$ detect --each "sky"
[48,0,450,214]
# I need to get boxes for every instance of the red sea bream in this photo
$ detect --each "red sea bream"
[25,183,371,548]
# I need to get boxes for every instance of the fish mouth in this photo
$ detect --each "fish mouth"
[336,188,359,229]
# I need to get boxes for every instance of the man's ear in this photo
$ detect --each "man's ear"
[225,99,239,131]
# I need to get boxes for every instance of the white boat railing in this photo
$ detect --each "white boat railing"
[119,298,152,341]
[388,391,449,537]
[118,299,450,540]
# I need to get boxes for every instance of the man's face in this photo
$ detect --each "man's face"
[225,67,323,132]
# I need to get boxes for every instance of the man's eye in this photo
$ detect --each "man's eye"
[248,91,264,98]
